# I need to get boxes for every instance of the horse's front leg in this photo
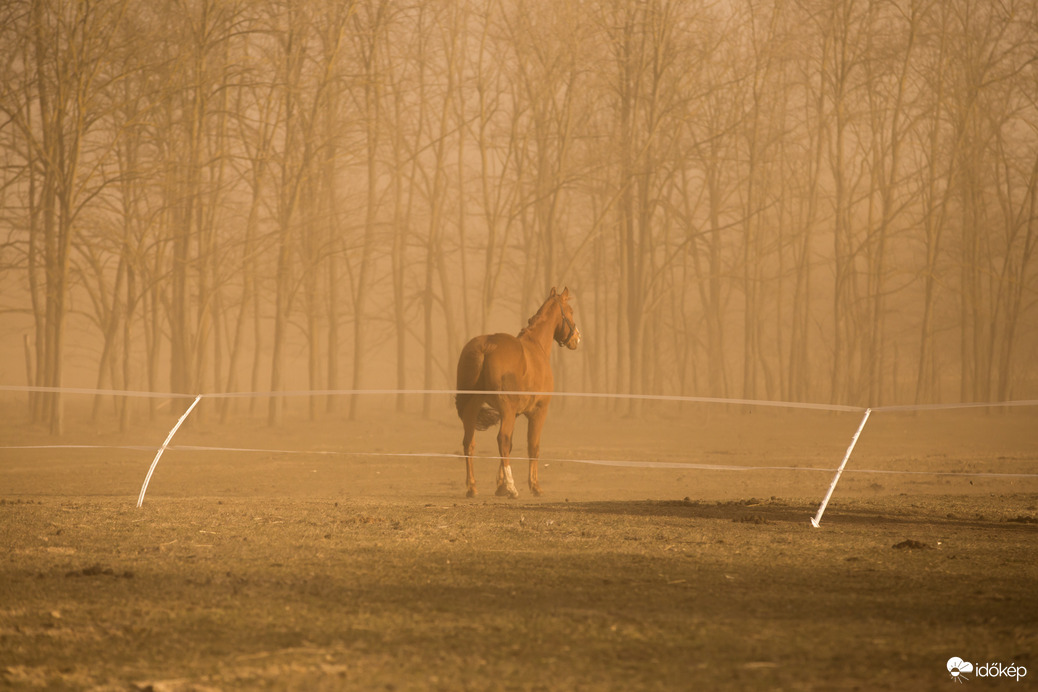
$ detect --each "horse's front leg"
[495,415,519,499]
[463,420,477,498]
[526,405,548,497]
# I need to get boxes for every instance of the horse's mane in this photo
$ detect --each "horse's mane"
[517,298,556,338]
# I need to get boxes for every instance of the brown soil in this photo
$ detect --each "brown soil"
[1,399,1036,689]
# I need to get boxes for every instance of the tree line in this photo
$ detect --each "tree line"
[1,0,1036,433]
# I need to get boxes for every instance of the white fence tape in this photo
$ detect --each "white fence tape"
[136,395,203,508]
[811,408,871,528]
[2,385,1036,517]
[7,443,1037,478]
[7,383,1036,412]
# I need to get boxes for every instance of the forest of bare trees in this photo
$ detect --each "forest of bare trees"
[2,0,1037,433]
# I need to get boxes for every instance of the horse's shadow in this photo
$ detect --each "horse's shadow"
[514,498,1024,530]
[519,498,814,524]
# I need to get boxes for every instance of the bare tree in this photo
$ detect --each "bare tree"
[0,0,133,433]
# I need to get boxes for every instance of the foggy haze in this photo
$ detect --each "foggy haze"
[1,0,1037,434]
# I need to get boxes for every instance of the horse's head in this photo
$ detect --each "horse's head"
[552,287,581,350]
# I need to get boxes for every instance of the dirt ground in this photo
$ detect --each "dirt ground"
[1,395,1036,690]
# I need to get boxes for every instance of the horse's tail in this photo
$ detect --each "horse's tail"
[474,404,500,430]
[455,338,501,431]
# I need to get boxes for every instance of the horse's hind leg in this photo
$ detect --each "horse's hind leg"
[495,414,519,499]
[462,410,478,498]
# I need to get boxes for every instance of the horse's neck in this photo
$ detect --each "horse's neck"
[520,306,559,353]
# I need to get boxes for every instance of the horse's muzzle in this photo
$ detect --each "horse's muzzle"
[564,328,581,350]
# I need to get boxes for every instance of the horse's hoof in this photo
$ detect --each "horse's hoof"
[508,488,520,499]
[495,485,509,497]
[466,488,477,498]
[530,487,542,497]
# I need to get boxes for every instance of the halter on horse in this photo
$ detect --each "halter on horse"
[455,287,581,498]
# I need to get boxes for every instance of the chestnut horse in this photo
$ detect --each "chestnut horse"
[455,287,581,498]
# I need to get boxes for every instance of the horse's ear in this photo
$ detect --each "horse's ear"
[549,287,557,298]
[560,287,570,300]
